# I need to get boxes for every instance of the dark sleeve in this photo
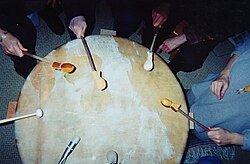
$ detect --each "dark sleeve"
[183,23,210,45]
[61,0,97,20]
[156,0,176,8]
[0,0,26,29]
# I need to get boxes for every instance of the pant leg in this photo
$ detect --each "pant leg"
[38,4,65,35]
[109,1,142,38]
[168,40,217,74]
[8,17,37,79]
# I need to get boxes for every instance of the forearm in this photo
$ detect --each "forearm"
[219,54,237,77]
[229,132,244,146]
[172,34,187,49]
[177,34,187,45]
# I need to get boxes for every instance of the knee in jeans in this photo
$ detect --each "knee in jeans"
[183,63,203,72]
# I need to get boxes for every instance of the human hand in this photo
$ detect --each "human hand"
[152,3,170,28]
[210,74,229,100]
[158,34,187,53]
[208,127,244,147]
[69,16,87,38]
[1,32,27,57]
[208,127,233,146]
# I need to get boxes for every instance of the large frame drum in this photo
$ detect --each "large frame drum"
[15,35,188,163]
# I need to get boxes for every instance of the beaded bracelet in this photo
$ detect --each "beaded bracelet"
[0,31,8,43]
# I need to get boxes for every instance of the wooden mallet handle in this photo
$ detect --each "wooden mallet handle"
[23,52,51,64]
[81,37,107,90]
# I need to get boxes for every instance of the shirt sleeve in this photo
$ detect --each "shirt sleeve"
[61,0,97,21]
[241,129,250,151]
[231,35,250,57]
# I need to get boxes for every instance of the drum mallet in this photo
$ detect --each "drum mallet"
[23,52,76,74]
[106,150,118,164]
[144,27,159,71]
[81,37,107,91]
[0,109,43,125]
[161,98,210,131]
[58,136,81,164]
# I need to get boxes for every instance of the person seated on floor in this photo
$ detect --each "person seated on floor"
[60,0,99,39]
[186,35,250,151]
[0,0,37,79]
[156,0,250,74]
[108,0,177,47]
[61,0,176,40]
[24,0,65,35]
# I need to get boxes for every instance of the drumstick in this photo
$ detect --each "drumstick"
[23,51,50,64]
[23,52,76,74]
[161,98,210,131]
[0,109,43,124]
[81,37,107,90]
[144,28,159,71]
[106,150,118,164]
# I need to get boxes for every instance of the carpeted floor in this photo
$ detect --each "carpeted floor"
[1,1,247,163]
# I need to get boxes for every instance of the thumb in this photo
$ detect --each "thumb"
[17,42,27,57]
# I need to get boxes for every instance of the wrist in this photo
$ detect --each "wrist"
[229,132,243,146]
[219,69,230,78]
[0,30,8,43]
[174,34,187,46]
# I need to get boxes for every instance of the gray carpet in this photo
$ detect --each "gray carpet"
[0,1,236,163]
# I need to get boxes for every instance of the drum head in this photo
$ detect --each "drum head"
[15,35,188,163]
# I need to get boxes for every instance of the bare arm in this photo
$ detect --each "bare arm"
[158,33,187,53]
[0,28,27,57]
[208,127,243,146]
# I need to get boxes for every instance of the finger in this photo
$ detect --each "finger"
[159,44,169,53]
[156,48,162,54]
[152,13,156,22]
[153,15,162,27]
[152,10,157,20]
[214,82,222,99]
[213,127,221,131]
[80,26,87,38]
[13,44,24,57]
[213,139,222,145]
[207,127,213,131]
[162,44,170,52]
[210,82,215,93]
[3,48,11,55]
[216,82,223,99]
[75,31,82,38]
[69,25,80,38]
[15,49,24,57]
[75,26,85,38]
[17,41,28,52]
[220,84,228,98]
[158,44,163,50]
[155,17,166,27]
